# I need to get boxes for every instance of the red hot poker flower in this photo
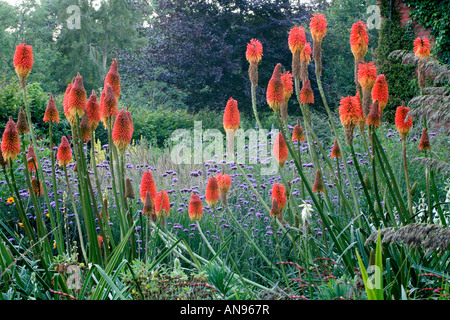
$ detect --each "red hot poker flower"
[310,13,327,42]
[1,118,20,162]
[112,109,133,154]
[358,61,377,92]
[30,176,43,196]
[216,173,231,205]
[26,145,37,172]
[281,71,294,102]
[312,169,325,193]
[140,170,157,204]
[273,132,288,168]
[350,21,369,61]
[271,183,287,212]
[395,104,413,139]
[80,111,91,143]
[339,96,362,128]
[188,193,203,222]
[13,43,33,86]
[292,124,306,143]
[372,74,389,113]
[205,176,220,207]
[246,39,263,64]
[17,107,29,135]
[155,189,170,217]
[288,26,306,54]
[366,100,381,127]
[57,136,72,167]
[43,93,59,124]
[87,90,100,130]
[300,80,314,104]
[223,97,240,132]
[414,37,431,59]
[330,138,341,159]
[67,74,87,121]
[100,84,119,126]
[104,58,121,100]
[418,128,431,151]
[267,63,285,112]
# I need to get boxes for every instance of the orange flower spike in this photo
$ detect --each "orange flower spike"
[271,183,287,212]
[67,74,87,120]
[155,189,170,217]
[267,63,285,112]
[288,25,306,54]
[188,193,204,222]
[101,84,119,123]
[1,118,21,162]
[205,176,220,207]
[414,37,431,59]
[350,21,369,61]
[43,93,60,124]
[366,100,381,127]
[246,39,263,64]
[97,235,103,249]
[104,58,121,100]
[292,124,306,143]
[300,80,314,104]
[395,104,413,139]
[339,96,361,127]
[312,169,325,193]
[57,136,72,167]
[273,132,288,168]
[142,190,154,215]
[372,74,389,113]
[17,107,29,135]
[352,94,365,122]
[270,198,280,218]
[330,138,341,159]
[13,43,33,87]
[216,173,232,196]
[223,97,240,132]
[80,111,91,143]
[26,145,37,172]
[300,42,312,63]
[418,128,431,151]
[310,13,327,42]
[87,90,100,130]
[358,61,377,92]
[112,109,133,154]
[30,176,43,195]
[281,71,294,102]
[140,170,157,204]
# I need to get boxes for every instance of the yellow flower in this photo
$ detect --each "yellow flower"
[18,222,23,228]
[6,197,15,204]
[46,213,50,218]
[53,241,56,249]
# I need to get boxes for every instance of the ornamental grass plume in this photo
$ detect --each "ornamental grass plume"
[104,58,121,100]
[310,13,327,75]
[13,43,33,88]
[43,93,59,124]
[330,138,341,159]
[271,182,287,212]
[366,100,381,128]
[1,118,21,162]
[414,37,431,59]
[273,132,288,168]
[67,73,87,121]
[155,189,170,217]
[223,97,240,162]
[350,21,369,91]
[140,170,157,204]
[312,169,325,193]
[246,39,263,86]
[17,107,29,135]
[57,136,72,167]
[289,26,306,78]
[100,84,119,127]
[418,128,431,151]
[267,63,285,112]
[188,193,203,222]
[125,177,135,199]
[371,74,389,115]
[112,109,133,154]
[358,61,377,117]
[280,71,293,121]
[300,80,314,104]
[299,42,311,82]
[216,173,231,206]
[205,176,220,207]
[395,103,413,140]
[292,123,306,143]
[339,96,363,145]
[87,90,100,130]
[79,111,91,143]
[26,145,37,172]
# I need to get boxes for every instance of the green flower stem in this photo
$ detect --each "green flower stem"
[402,137,413,218]
[251,83,262,129]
